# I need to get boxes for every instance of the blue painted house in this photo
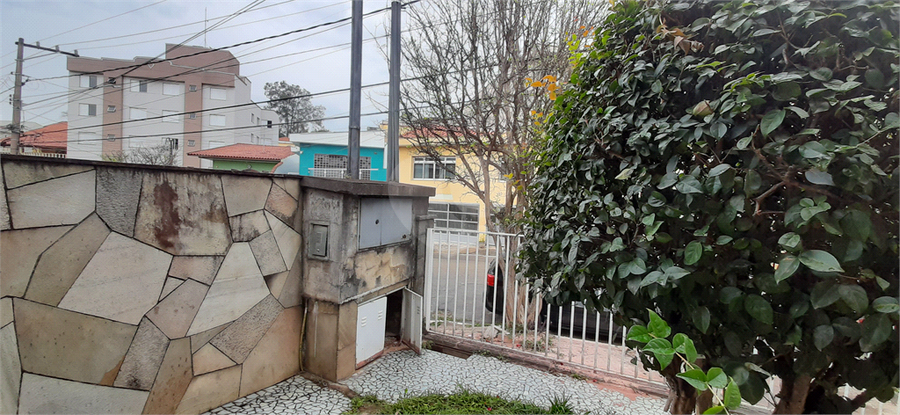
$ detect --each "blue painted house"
[287,130,386,181]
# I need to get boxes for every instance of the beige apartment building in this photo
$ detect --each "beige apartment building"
[67,44,278,167]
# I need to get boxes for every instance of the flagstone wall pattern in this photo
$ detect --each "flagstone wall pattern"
[0,157,432,414]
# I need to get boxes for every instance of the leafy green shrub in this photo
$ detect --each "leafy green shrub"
[521,0,898,413]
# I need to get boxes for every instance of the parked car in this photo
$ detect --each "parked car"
[485,259,620,340]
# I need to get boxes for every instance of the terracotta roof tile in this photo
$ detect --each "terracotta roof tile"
[187,143,292,162]
[1,122,68,151]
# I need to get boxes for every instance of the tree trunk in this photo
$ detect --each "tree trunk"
[662,363,697,414]
[502,239,542,331]
[773,373,812,414]
[695,389,713,414]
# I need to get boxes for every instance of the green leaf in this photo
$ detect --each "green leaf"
[711,122,727,139]
[761,109,785,136]
[709,163,731,177]
[627,325,652,343]
[640,271,665,288]
[799,250,845,273]
[703,406,725,414]
[744,295,773,325]
[865,68,885,89]
[813,324,834,350]
[839,284,869,315]
[648,310,671,338]
[786,106,809,119]
[706,367,728,389]
[789,301,809,318]
[677,369,708,391]
[673,333,698,363]
[773,82,801,101]
[692,306,711,334]
[872,296,900,314]
[685,241,703,265]
[805,169,834,186]
[724,379,742,410]
[811,280,842,308]
[645,338,675,369]
[860,314,892,352]
[720,287,743,305]
[840,210,871,242]
[736,136,752,149]
[675,176,704,194]
[774,255,800,282]
[778,232,801,250]
[809,67,833,81]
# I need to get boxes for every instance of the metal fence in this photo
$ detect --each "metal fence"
[423,228,896,415]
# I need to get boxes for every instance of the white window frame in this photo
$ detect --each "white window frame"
[162,110,180,123]
[130,108,147,120]
[429,202,479,230]
[80,75,98,88]
[413,156,456,180]
[162,83,180,96]
[210,87,227,101]
[131,79,148,93]
[78,103,97,117]
[209,114,226,127]
[107,105,116,113]
[77,132,99,143]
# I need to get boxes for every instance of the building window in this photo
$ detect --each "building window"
[267,120,273,128]
[162,110,180,123]
[312,154,372,180]
[210,87,227,101]
[189,84,197,92]
[131,79,148,93]
[78,103,97,117]
[413,156,455,180]
[77,132,98,143]
[251,114,256,124]
[209,114,226,126]
[189,113,196,119]
[429,202,479,230]
[162,83,180,96]
[130,108,147,120]
[80,75,98,88]
[107,134,116,141]
[107,105,116,113]
[188,139,196,147]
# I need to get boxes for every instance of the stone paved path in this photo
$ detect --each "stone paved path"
[205,349,667,415]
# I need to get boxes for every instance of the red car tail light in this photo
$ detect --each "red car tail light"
[487,274,495,287]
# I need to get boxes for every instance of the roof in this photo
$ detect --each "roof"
[1,122,67,151]
[187,143,293,162]
[289,131,385,149]
[278,136,290,142]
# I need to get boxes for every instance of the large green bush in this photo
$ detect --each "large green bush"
[521,0,898,413]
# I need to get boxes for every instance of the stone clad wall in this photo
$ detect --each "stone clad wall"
[0,158,305,414]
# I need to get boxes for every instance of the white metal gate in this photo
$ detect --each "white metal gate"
[423,228,896,415]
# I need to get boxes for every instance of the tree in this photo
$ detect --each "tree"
[400,0,608,327]
[103,141,178,166]
[263,81,325,137]
[521,0,898,413]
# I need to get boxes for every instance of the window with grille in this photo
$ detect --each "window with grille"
[131,79,148,93]
[413,156,455,180]
[312,154,372,180]
[428,202,479,230]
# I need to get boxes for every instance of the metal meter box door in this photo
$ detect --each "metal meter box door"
[359,198,413,249]
[400,288,423,354]
[356,296,386,365]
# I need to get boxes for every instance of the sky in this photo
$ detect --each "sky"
[0,0,404,133]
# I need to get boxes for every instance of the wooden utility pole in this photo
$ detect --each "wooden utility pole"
[9,38,79,155]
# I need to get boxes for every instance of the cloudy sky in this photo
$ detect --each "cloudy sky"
[1,0,403,132]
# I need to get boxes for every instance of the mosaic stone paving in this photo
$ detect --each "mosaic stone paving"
[343,350,667,415]
[206,349,667,415]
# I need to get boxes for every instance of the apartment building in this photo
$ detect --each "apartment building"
[66,44,278,167]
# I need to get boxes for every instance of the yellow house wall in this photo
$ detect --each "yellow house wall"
[398,141,506,232]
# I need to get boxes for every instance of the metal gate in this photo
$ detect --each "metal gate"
[423,228,896,415]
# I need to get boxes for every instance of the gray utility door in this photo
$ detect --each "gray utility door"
[401,288,423,355]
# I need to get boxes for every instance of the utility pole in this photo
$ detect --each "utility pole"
[9,38,78,155]
[387,0,401,182]
[348,0,362,180]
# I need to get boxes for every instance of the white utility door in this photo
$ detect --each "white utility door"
[356,296,387,365]
[401,288,423,355]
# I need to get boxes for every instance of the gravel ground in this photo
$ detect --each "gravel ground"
[205,349,667,415]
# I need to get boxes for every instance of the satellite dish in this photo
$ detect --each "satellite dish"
[272,153,300,175]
